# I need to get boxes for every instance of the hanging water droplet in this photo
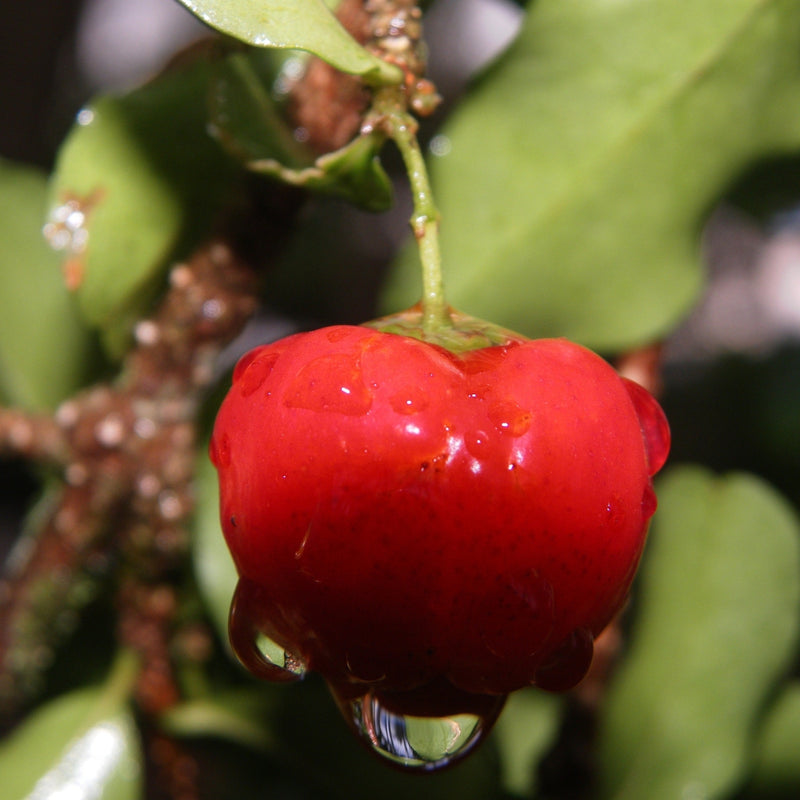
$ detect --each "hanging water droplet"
[228,579,306,682]
[534,627,594,692]
[346,691,496,771]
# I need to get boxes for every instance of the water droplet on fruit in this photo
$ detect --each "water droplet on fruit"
[534,628,594,692]
[233,346,264,382]
[464,430,491,460]
[325,327,354,343]
[642,483,658,518]
[488,399,532,436]
[209,433,231,468]
[346,691,496,771]
[228,579,306,682]
[285,353,372,415]
[235,349,280,398]
[390,387,430,415]
[621,378,671,475]
[461,346,507,374]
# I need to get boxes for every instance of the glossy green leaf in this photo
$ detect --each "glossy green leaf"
[249,131,392,211]
[382,0,800,351]
[598,467,800,800]
[0,653,142,800]
[211,50,392,210]
[745,683,800,796]
[48,59,237,357]
[493,689,562,797]
[0,160,98,410]
[176,0,401,85]
[192,443,238,645]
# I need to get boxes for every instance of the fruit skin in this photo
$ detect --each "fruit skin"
[210,323,669,711]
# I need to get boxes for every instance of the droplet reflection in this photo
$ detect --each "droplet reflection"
[229,579,307,682]
[347,691,502,771]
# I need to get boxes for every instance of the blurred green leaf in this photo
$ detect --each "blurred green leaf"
[382,0,800,351]
[744,683,800,796]
[210,49,312,168]
[598,466,800,800]
[492,688,562,797]
[249,132,393,211]
[0,160,99,410]
[160,689,278,751]
[192,442,238,645]
[176,0,402,84]
[48,58,238,357]
[211,50,392,210]
[0,652,142,800]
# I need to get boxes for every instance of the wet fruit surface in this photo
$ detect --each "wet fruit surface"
[211,323,669,768]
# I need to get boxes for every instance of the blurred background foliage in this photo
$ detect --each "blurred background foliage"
[2,1,800,798]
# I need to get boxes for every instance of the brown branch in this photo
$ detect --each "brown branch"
[0,241,259,725]
[0,408,70,466]
[365,0,440,116]
[286,0,439,155]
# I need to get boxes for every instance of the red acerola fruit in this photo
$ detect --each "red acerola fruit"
[210,311,669,770]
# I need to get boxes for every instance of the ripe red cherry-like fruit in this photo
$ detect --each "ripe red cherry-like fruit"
[210,312,669,769]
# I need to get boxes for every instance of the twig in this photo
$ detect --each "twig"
[0,242,258,725]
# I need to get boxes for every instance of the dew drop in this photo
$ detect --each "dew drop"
[325,327,354,343]
[642,483,658,519]
[488,399,532,436]
[209,432,231,468]
[390,387,430,415]
[621,378,671,475]
[460,346,507,374]
[232,348,261,382]
[76,107,95,126]
[228,579,306,682]
[346,691,498,771]
[464,430,490,460]
[285,353,372,415]
[236,350,281,398]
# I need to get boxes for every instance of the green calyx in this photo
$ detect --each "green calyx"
[365,305,526,354]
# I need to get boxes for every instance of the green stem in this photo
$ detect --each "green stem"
[382,103,448,331]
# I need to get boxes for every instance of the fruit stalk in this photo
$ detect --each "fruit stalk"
[371,91,447,332]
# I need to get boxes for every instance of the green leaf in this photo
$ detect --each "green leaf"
[0,160,99,410]
[192,443,239,646]
[176,0,402,85]
[381,0,800,351]
[0,652,142,800]
[160,690,279,751]
[47,59,238,358]
[598,467,800,800]
[211,50,392,210]
[492,689,562,797]
[745,683,800,796]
